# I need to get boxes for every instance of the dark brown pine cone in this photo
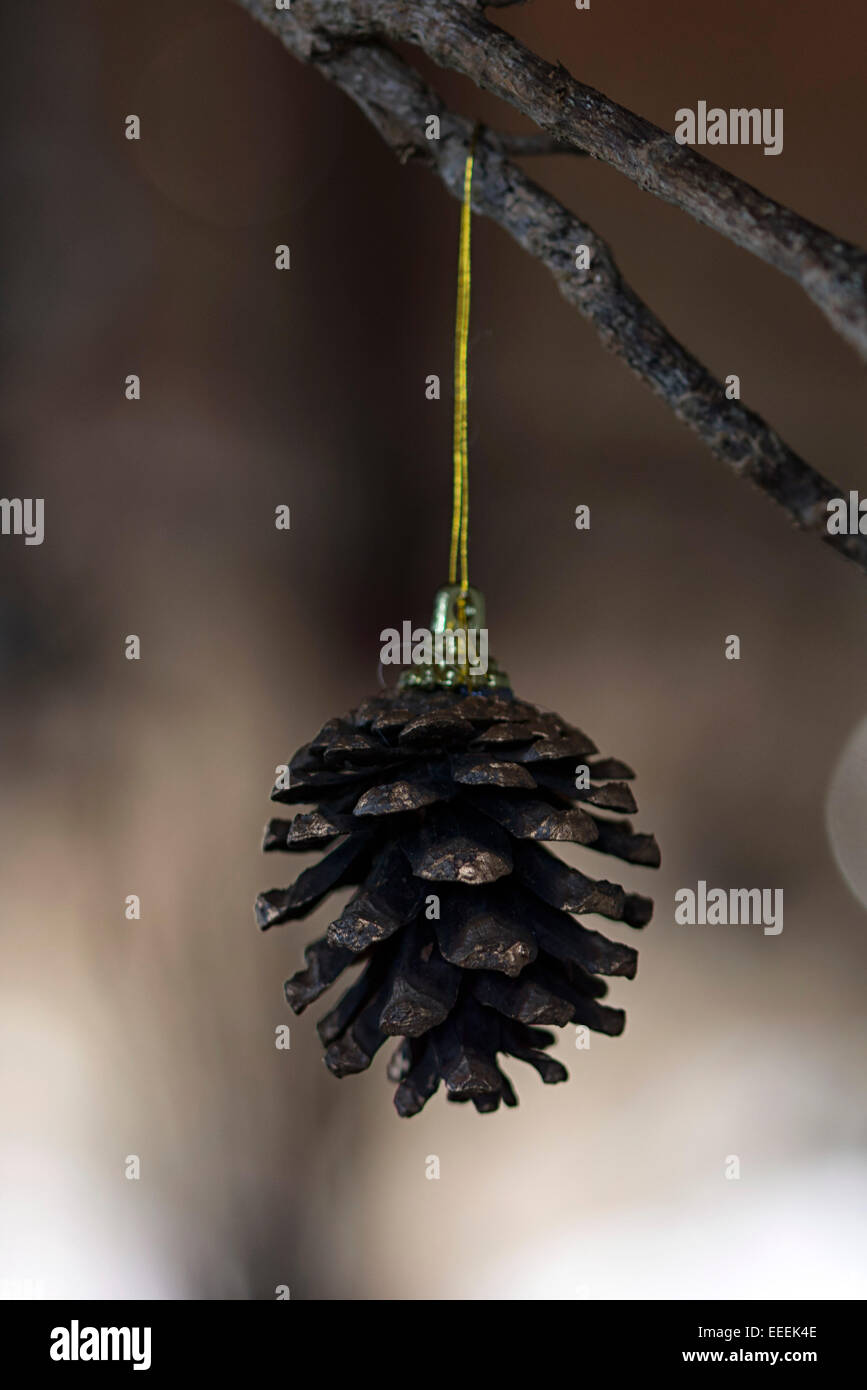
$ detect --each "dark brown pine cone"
[256,686,659,1115]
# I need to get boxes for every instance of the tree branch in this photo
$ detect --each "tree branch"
[232,0,867,574]
[239,0,867,361]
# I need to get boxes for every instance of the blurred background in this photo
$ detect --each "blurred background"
[1,0,866,1300]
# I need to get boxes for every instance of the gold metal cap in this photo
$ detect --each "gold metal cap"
[398,584,511,691]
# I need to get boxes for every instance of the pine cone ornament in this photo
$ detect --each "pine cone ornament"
[256,590,660,1116]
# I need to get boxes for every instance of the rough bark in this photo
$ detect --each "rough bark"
[232,0,867,574]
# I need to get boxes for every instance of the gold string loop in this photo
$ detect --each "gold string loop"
[448,127,479,614]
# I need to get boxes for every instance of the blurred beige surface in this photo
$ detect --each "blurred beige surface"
[1,0,866,1298]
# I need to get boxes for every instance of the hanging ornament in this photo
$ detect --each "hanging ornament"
[256,132,660,1115]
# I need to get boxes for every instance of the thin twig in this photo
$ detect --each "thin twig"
[488,130,582,157]
[238,0,867,361]
[233,0,867,574]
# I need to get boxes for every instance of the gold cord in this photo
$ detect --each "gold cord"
[448,129,478,602]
